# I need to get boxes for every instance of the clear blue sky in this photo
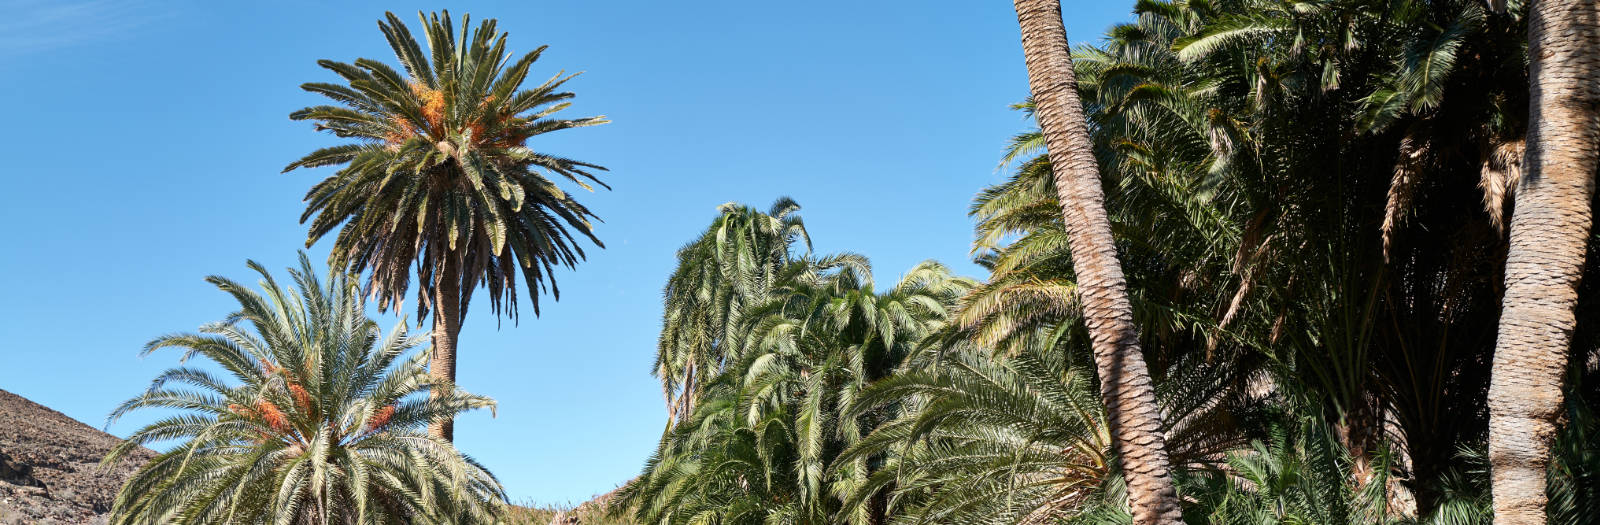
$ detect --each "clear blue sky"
[0,0,1130,505]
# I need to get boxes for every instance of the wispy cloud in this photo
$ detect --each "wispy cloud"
[0,0,168,56]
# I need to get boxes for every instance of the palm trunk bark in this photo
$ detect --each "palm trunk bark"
[1339,393,1381,492]
[430,255,462,442]
[1488,0,1600,522]
[1010,1,1182,523]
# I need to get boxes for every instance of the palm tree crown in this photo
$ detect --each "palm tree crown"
[618,207,974,525]
[284,10,608,322]
[656,198,810,422]
[104,254,504,524]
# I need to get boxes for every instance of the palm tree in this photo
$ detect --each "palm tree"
[837,290,1261,524]
[617,242,972,525]
[1010,1,1183,521]
[618,374,826,525]
[1488,0,1600,522]
[283,10,609,440]
[103,254,504,524]
[1187,416,1395,525]
[838,348,1120,524]
[740,256,972,524]
[656,198,809,423]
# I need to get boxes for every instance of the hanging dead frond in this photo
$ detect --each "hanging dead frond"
[1210,212,1273,358]
[1382,133,1429,260]
[1478,138,1524,234]
[1206,107,1236,159]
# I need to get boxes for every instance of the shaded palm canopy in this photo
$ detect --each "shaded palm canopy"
[104,255,504,524]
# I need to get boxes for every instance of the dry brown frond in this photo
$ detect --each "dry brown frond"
[1478,138,1524,234]
[1206,107,1234,159]
[1382,134,1428,260]
[1210,212,1273,358]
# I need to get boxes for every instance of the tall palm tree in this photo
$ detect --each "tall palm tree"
[103,254,503,524]
[1488,0,1600,522]
[284,10,609,440]
[1010,1,1183,522]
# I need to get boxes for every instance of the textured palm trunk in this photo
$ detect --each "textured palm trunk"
[1011,1,1182,523]
[1488,1,1600,523]
[1338,394,1380,491]
[430,256,462,442]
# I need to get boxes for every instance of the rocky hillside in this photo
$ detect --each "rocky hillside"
[0,389,153,524]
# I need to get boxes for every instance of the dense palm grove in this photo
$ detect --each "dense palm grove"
[616,0,1600,523]
[95,0,1600,523]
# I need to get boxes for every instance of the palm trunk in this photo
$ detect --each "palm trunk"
[1010,1,1182,523]
[1339,391,1382,491]
[430,255,462,442]
[1488,1,1600,523]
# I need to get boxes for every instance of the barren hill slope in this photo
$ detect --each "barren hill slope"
[0,389,153,524]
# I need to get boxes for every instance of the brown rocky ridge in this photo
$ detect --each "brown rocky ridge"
[0,388,154,525]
